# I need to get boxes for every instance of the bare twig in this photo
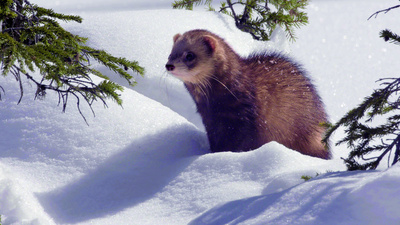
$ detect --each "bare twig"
[226,0,239,25]
[219,1,243,12]
[9,64,108,125]
[368,5,400,20]
[0,85,5,100]
[393,136,400,166]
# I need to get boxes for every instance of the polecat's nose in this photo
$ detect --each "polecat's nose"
[165,64,175,71]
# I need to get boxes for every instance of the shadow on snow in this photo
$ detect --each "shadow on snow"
[189,172,362,225]
[36,124,208,224]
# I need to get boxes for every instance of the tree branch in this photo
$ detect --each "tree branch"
[368,5,400,20]
[239,0,252,26]
[392,135,400,166]
[219,1,243,12]
[9,64,109,125]
[265,0,269,11]
[226,0,239,25]
[373,134,400,169]
[1,0,143,124]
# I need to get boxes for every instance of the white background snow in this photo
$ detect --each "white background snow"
[1,0,400,224]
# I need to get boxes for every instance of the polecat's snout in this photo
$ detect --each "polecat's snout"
[165,63,175,71]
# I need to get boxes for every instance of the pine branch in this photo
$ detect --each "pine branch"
[35,5,82,23]
[324,78,400,170]
[380,29,400,45]
[225,0,239,25]
[219,1,243,12]
[172,0,309,42]
[239,0,253,26]
[172,0,211,10]
[0,0,145,123]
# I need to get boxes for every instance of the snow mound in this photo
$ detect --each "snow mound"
[60,9,281,129]
[191,164,400,225]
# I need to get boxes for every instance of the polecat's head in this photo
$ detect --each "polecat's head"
[166,30,220,84]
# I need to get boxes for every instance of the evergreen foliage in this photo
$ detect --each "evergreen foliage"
[172,0,309,42]
[301,175,312,181]
[323,3,400,170]
[0,0,144,122]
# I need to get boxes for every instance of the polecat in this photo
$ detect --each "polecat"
[166,29,331,159]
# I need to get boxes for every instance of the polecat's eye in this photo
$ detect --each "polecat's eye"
[185,52,196,61]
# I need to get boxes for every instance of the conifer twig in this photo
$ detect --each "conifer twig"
[172,0,309,42]
[324,77,400,170]
[368,5,400,20]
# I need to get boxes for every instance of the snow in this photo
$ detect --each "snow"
[191,165,400,225]
[1,0,400,224]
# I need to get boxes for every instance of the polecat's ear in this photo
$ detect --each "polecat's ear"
[203,35,217,53]
[173,34,181,43]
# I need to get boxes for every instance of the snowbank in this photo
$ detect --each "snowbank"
[1,0,400,224]
[192,164,400,225]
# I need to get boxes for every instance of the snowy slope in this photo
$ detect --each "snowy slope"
[1,0,400,224]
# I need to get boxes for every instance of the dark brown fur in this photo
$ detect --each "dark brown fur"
[166,29,331,159]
